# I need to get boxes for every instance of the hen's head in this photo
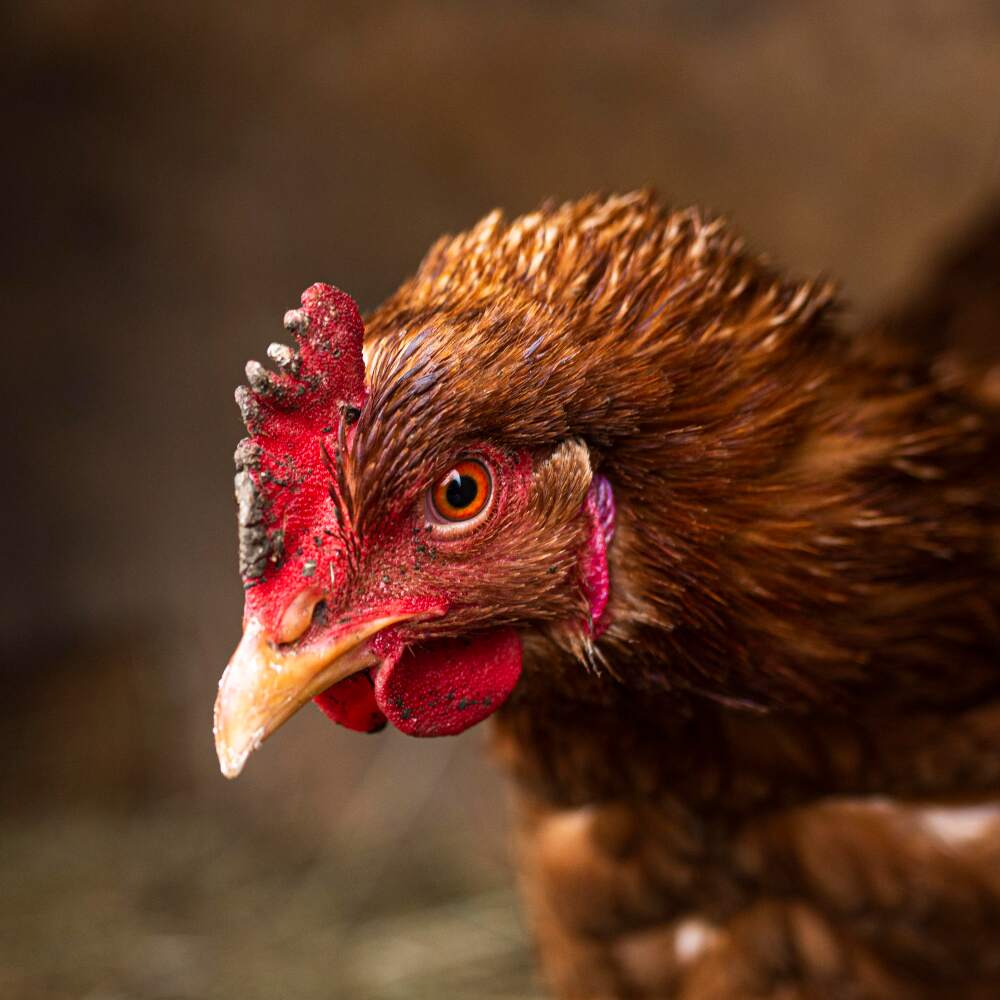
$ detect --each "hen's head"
[215,274,615,778]
[215,191,841,778]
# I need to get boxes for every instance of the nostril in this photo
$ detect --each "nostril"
[312,600,329,629]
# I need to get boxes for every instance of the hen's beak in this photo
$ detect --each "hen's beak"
[213,614,414,779]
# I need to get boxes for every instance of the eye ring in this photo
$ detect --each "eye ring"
[425,458,494,535]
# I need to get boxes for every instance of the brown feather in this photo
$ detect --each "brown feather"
[357,192,1000,997]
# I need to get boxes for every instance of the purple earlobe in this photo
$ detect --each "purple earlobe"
[582,474,615,636]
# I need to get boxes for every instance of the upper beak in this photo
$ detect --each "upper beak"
[213,613,415,779]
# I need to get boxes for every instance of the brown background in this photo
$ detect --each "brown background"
[3,2,999,998]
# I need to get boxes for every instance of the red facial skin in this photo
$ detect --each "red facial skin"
[314,443,534,734]
[237,284,611,738]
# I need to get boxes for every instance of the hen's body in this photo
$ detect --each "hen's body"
[364,194,1000,998]
[498,675,1000,998]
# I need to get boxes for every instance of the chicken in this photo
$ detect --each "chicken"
[214,192,1000,999]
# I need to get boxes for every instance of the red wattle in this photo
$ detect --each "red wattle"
[374,629,522,737]
[314,673,387,733]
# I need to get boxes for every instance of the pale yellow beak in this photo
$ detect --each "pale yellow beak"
[213,614,414,779]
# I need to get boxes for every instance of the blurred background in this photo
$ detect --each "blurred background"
[3,2,999,997]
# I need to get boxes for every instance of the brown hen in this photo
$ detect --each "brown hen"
[215,192,1000,999]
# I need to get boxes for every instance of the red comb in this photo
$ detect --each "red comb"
[233,284,367,625]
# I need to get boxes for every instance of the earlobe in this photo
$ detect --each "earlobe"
[582,474,615,637]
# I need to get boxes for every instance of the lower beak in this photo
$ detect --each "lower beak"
[213,614,413,778]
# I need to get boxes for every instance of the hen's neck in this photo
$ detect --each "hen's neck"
[493,665,1000,818]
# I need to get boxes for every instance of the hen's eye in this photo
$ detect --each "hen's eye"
[428,459,492,526]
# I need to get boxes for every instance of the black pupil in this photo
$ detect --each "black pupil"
[446,473,479,510]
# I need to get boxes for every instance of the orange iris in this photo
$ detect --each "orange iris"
[431,459,492,522]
